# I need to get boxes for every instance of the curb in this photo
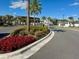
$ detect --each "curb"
[24,31,55,59]
[0,31,55,59]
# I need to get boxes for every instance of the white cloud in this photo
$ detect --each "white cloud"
[70,2,79,6]
[9,1,27,9]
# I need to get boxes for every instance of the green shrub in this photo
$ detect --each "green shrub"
[34,31,44,39]
[11,25,50,39]
[11,27,28,36]
[30,26,38,32]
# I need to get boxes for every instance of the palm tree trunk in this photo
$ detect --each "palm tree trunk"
[27,0,30,32]
[34,14,36,26]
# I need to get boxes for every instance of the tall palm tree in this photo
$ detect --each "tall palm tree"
[26,0,30,32]
[30,0,42,25]
[22,0,30,32]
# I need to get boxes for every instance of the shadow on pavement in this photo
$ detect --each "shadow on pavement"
[52,29,66,32]
[0,33,9,38]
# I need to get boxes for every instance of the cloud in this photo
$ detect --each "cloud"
[9,1,27,9]
[69,2,79,6]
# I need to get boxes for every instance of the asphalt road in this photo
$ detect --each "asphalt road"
[0,25,24,38]
[28,30,79,59]
[0,26,24,33]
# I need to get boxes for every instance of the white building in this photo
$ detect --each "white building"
[43,19,53,26]
[58,21,79,27]
[74,22,79,27]
[58,21,70,27]
[58,21,75,27]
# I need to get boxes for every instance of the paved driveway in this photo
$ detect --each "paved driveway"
[28,30,79,59]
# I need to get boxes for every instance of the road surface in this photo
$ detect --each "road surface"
[0,25,25,38]
[28,30,79,59]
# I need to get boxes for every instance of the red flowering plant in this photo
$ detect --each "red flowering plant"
[0,35,36,53]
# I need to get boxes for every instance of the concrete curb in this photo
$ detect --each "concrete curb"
[0,31,55,59]
[24,31,55,59]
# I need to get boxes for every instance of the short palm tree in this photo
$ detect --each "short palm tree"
[30,0,42,25]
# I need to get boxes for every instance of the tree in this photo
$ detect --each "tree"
[19,17,26,25]
[27,0,30,32]
[41,16,46,21]
[0,16,4,25]
[53,19,58,25]
[68,17,74,27]
[22,0,30,32]
[30,0,42,25]
[5,15,13,25]
[47,17,53,21]
[78,18,79,21]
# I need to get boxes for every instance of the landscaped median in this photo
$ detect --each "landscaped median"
[0,26,55,59]
[0,31,54,59]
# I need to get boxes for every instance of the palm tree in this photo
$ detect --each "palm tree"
[27,0,30,32]
[22,0,30,32]
[30,0,42,25]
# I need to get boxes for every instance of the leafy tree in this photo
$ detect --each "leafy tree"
[47,17,53,21]
[78,18,79,21]
[0,16,4,25]
[68,17,74,27]
[5,15,13,25]
[41,16,46,21]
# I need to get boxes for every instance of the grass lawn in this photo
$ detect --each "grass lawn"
[50,25,79,30]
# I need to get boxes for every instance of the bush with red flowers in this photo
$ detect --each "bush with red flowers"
[0,36,36,53]
[0,26,50,53]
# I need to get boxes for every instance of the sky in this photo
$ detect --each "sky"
[0,0,79,19]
